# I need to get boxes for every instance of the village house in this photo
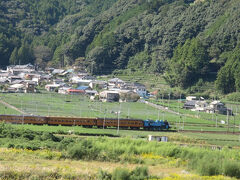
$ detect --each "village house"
[9,84,25,93]
[186,96,197,101]
[52,69,65,75]
[183,100,197,109]
[85,90,98,97]
[89,80,107,90]
[191,101,208,112]
[122,82,147,97]
[99,90,120,102]
[7,64,35,74]
[8,76,23,83]
[108,78,124,88]
[25,81,36,93]
[67,89,85,95]
[58,87,71,94]
[0,78,9,85]
[45,84,61,92]
[206,101,233,115]
[53,79,64,84]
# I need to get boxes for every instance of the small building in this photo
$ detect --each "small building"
[99,90,120,102]
[148,135,168,142]
[76,86,91,91]
[191,101,208,112]
[52,69,65,75]
[186,96,197,101]
[81,75,96,80]
[9,84,25,93]
[183,100,196,109]
[85,90,98,96]
[206,101,233,115]
[0,78,9,84]
[53,79,64,84]
[45,84,61,92]
[8,76,23,83]
[67,89,85,95]
[108,78,124,87]
[89,80,107,89]
[7,63,35,73]
[25,81,36,93]
[58,87,71,94]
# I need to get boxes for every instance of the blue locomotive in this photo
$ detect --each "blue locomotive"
[143,120,170,130]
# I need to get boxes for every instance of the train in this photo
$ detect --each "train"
[0,114,170,131]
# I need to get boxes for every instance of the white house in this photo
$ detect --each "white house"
[99,90,120,102]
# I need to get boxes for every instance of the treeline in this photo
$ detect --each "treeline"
[0,0,240,94]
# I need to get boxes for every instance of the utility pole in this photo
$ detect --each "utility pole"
[215,114,218,128]
[233,107,235,134]
[103,109,106,129]
[227,109,229,133]
[168,93,170,109]
[48,104,50,116]
[117,103,121,135]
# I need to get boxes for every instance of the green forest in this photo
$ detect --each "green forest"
[0,0,240,94]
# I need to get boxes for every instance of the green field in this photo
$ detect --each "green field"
[1,92,240,133]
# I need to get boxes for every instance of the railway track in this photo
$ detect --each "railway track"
[178,129,240,134]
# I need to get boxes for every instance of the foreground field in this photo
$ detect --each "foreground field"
[0,123,240,180]
[11,124,240,147]
[0,148,233,180]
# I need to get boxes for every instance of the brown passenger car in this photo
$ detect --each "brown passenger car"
[47,116,97,127]
[96,118,144,129]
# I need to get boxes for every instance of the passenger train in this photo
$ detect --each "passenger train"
[0,114,170,131]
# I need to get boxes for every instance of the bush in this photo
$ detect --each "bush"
[40,132,62,142]
[225,92,240,102]
[67,139,100,160]
[112,168,130,180]
[197,156,221,176]
[130,166,149,180]
[98,169,112,180]
[111,166,149,180]
[223,161,240,178]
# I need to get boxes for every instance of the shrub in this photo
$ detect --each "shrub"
[225,92,240,102]
[67,139,100,160]
[112,167,130,180]
[98,169,112,180]
[197,156,221,176]
[130,166,149,180]
[40,132,62,142]
[223,160,240,178]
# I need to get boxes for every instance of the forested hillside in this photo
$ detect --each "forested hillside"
[0,0,240,93]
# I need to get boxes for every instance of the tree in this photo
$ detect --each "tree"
[18,43,34,65]
[215,44,240,94]
[164,38,209,88]
[9,47,18,65]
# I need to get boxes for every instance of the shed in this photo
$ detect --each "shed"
[148,135,168,142]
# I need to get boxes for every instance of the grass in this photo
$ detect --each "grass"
[1,91,240,133]
[0,123,240,179]
[0,103,21,115]
[8,123,240,147]
[0,148,208,180]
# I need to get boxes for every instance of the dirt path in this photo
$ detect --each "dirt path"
[140,100,199,119]
[140,99,180,115]
[0,99,27,114]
